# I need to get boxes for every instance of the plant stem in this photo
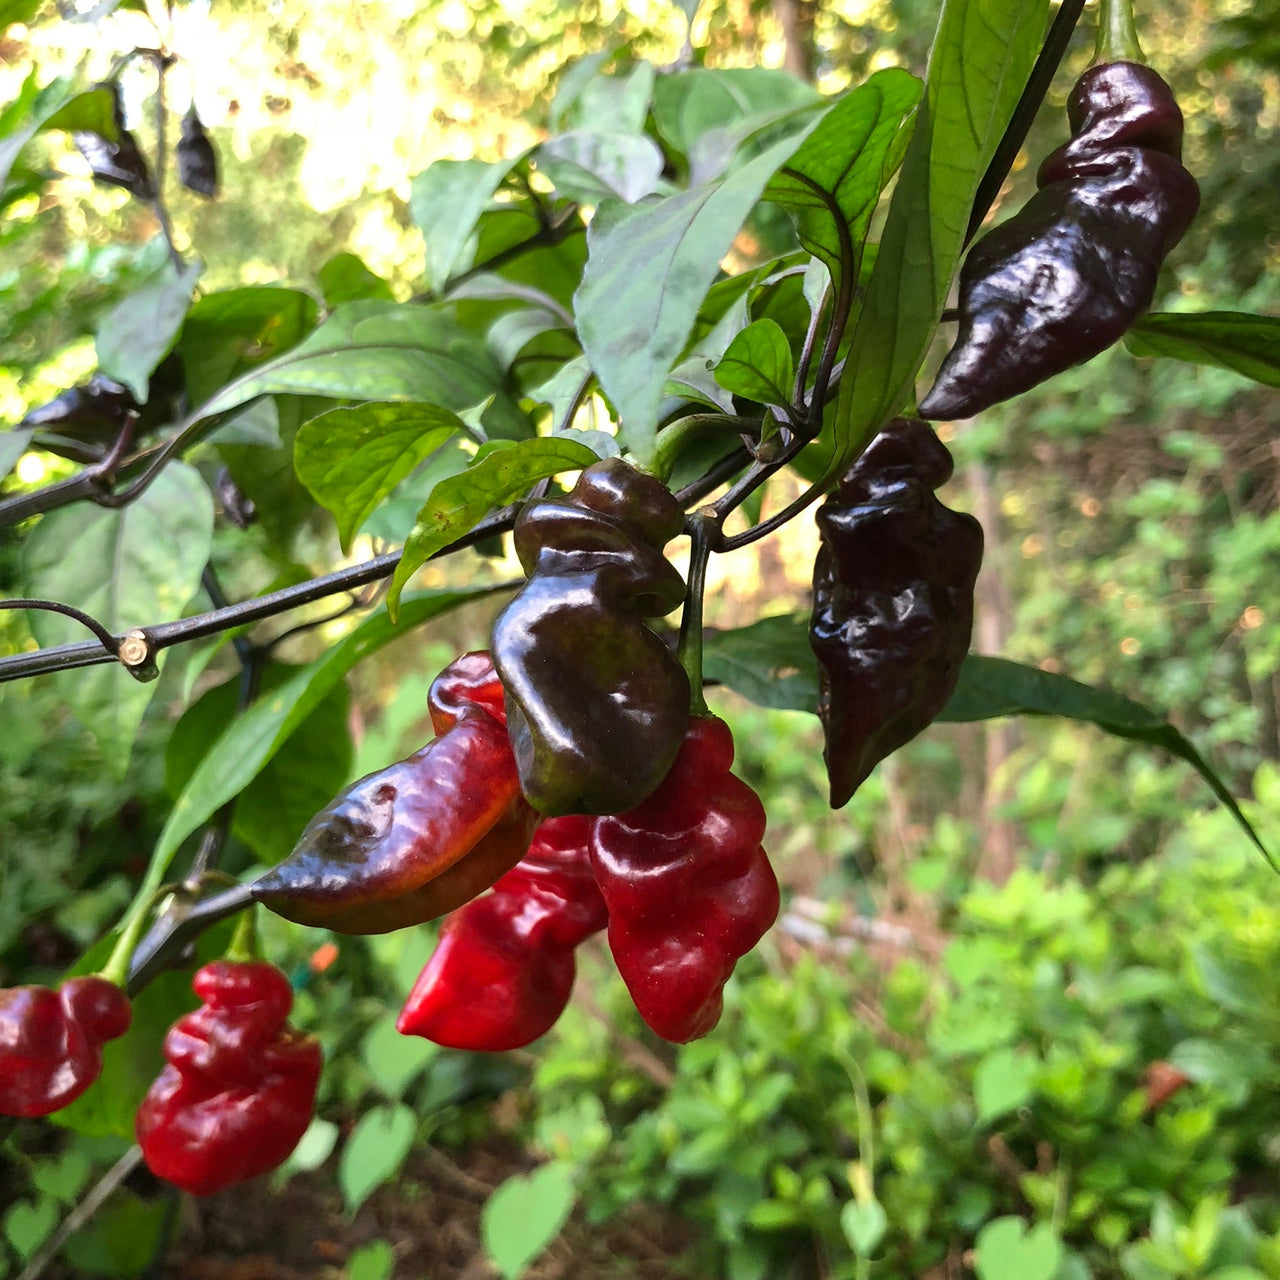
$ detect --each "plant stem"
[126,882,256,993]
[966,0,1089,243]
[1097,0,1144,64]
[676,515,712,715]
[224,905,259,962]
[0,511,516,685]
[98,896,159,989]
[650,414,761,485]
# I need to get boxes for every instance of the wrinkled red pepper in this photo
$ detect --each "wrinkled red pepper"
[254,652,538,934]
[135,960,322,1196]
[0,976,132,1117]
[397,815,607,1051]
[590,716,778,1043]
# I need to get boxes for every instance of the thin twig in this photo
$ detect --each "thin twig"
[0,507,517,685]
[144,48,184,272]
[0,599,120,656]
[966,0,1089,243]
[15,1146,144,1280]
[126,882,256,992]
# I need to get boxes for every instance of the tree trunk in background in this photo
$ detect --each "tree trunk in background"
[967,458,1021,883]
[773,0,817,81]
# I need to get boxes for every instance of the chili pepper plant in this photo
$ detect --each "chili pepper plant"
[0,0,1276,1272]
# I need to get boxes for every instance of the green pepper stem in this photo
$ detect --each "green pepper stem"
[650,414,761,486]
[677,515,712,715]
[1097,0,1145,64]
[98,897,160,990]
[225,904,261,963]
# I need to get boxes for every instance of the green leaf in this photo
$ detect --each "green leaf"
[20,461,214,768]
[841,1199,887,1256]
[481,1163,576,1280]
[1,0,42,29]
[145,584,502,903]
[574,128,816,465]
[362,1015,438,1100]
[764,68,921,288]
[975,1218,1061,1280]
[294,402,463,552]
[317,252,396,307]
[63,1188,167,1277]
[286,1117,341,1174]
[220,394,328,556]
[387,436,598,617]
[714,318,795,407]
[1168,1038,1269,1090]
[1124,311,1280,388]
[974,1047,1038,1123]
[555,61,655,136]
[0,81,115,192]
[1191,945,1273,1020]
[829,0,1048,474]
[31,1150,92,1204]
[53,921,234,1138]
[0,426,33,480]
[196,300,527,440]
[96,254,204,402]
[166,668,353,866]
[937,656,1273,868]
[181,285,319,405]
[702,612,817,711]
[411,157,518,295]
[537,130,665,204]
[4,1198,56,1261]
[650,67,818,167]
[339,1104,417,1215]
[347,1239,396,1280]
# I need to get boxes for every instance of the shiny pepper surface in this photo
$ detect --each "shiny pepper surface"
[810,420,983,808]
[919,61,1199,420]
[0,977,131,1117]
[397,815,607,1051]
[590,716,778,1043]
[491,457,690,816]
[136,961,321,1196]
[254,652,538,934]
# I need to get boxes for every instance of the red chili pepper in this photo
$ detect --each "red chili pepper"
[254,652,538,934]
[590,716,779,1043]
[135,960,322,1196]
[0,976,131,1117]
[397,815,607,1051]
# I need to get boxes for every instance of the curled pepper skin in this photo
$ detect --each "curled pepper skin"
[136,961,322,1197]
[590,716,778,1044]
[253,652,538,934]
[491,457,690,816]
[73,82,154,200]
[809,420,983,808]
[397,815,607,1051]
[0,977,131,1118]
[919,61,1200,421]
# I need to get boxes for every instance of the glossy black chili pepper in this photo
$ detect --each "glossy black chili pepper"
[73,83,154,200]
[809,419,983,807]
[176,109,219,198]
[18,374,137,446]
[491,458,690,817]
[919,61,1200,421]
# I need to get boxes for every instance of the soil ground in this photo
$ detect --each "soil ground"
[157,1138,695,1280]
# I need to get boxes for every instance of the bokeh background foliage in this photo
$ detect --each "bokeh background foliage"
[0,0,1278,1276]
